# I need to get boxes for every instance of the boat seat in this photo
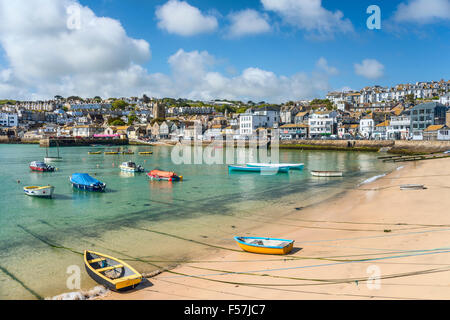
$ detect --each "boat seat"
[88,258,107,264]
[278,242,291,247]
[96,264,124,273]
[250,240,264,245]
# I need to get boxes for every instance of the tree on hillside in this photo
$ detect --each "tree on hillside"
[111,99,129,111]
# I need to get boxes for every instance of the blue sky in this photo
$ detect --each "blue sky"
[0,0,449,101]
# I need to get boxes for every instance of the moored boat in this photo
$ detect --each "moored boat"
[228,165,289,173]
[122,151,134,155]
[311,170,343,177]
[88,151,102,155]
[104,151,119,155]
[30,161,55,172]
[70,173,106,192]
[247,163,304,170]
[147,170,183,181]
[234,236,294,255]
[23,186,55,198]
[139,151,153,155]
[119,161,145,173]
[84,250,142,291]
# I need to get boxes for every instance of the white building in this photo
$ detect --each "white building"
[308,111,338,138]
[239,108,280,137]
[358,117,374,139]
[387,114,411,140]
[0,112,18,127]
[440,93,450,106]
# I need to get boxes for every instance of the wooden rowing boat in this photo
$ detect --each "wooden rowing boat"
[23,186,55,198]
[88,151,102,155]
[234,237,294,255]
[311,170,343,177]
[139,152,153,155]
[84,250,142,291]
[104,152,119,155]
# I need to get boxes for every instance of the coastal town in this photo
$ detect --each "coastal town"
[1,79,450,145]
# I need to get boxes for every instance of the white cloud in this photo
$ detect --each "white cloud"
[316,57,338,75]
[393,0,450,24]
[155,0,218,36]
[0,0,334,103]
[227,9,271,38]
[260,0,353,38]
[354,59,385,80]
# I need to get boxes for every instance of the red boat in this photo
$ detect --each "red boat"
[30,161,55,172]
[147,170,183,181]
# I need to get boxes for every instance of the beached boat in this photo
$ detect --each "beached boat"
[88,151,102,155]
[70,173,106,192]
[247,163,304,170]
[234,236,294,255]
[147,170,183,181]
[400,184,426,190]
[23,186,55,198]
[139,151,153,155]
[84,250,142,292]
[228,165,289,173]
[311,170,343,177]
[29,161,55,172]
[119,161,145,173]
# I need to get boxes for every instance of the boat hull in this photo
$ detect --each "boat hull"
[234,237,294,255]
[247,163,304,170]
[70,180,106,192]
[30,166,55,172]
[311,171,343,177]
[24,186,55,198]
[147,174,182,181]
[228,165,289,173]
[120,166,144,173]
[44,157,63,163]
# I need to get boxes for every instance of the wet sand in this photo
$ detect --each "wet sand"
[104,158,450,300]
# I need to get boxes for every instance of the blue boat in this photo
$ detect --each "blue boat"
[228,165,289,173]
[246,163,304,170]
[70,173,106,192]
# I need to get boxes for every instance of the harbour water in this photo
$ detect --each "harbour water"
[0,144,398,299]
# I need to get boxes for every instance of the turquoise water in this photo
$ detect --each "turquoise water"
[0,144,397,299]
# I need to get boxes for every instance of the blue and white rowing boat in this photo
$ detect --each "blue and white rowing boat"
[228,165,290,173]
[246,163,304,170]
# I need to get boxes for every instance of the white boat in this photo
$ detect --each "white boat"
[23,186,55,198]
[246,163,304,170]
[119,161,145,173]
[311,170,343,177]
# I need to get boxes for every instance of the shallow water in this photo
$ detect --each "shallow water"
[0,144,397,299]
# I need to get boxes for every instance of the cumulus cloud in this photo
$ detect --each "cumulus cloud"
[226,9,271,38]
[155,0,218,36]
[260,0,353,39]
[316,57,338,75]
[393,0,450,24]
[354,59,385,80]
[0,0,334,103]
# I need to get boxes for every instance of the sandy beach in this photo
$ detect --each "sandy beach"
[103,157,450,300]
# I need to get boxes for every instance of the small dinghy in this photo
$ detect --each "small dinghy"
[88,151,102,155]
[104,151,119,155]
[228,165,289,173]
[147,170,183,181]
[311,170,343,177]
[23,186,55,198]
[122,151,134,155]
[84,250,142,292]
[119,161,145,173]
[400,184,426,190]
[234,237,294,255]
[139,151,153,155]
[247,163,304,170]
[70,173,106,192]
[29,161,55,172]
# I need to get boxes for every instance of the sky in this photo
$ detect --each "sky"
[0,0,449,103]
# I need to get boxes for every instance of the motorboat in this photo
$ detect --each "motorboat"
[70,173,106,192]
[119,161,145,173]
[30,161,55,172]
[147,170,183,181]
